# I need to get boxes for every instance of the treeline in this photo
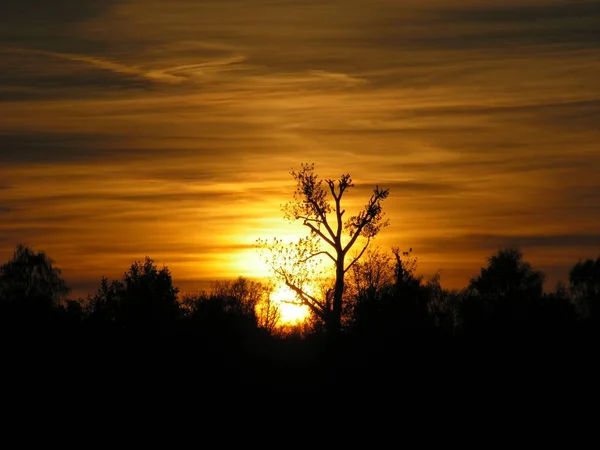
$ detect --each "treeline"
[0,245,283,337]
[1,243,599,390]
[1,243,600,338]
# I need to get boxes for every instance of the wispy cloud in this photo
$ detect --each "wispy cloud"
[0,46,242,85]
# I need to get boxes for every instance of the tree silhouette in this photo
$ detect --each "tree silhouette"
[390,247,430,330]
[464,248,545,330]
[0,244,69,318]
[258,163,389,334]
[570,257,600,320]
[211,277,263,323]
[348,246,395,306]
[253,284,281,333]
[121,256,180,326]
[469,248,544,300]
[86,276,124,324]
[392,247,421,292]
[88,256,179,327]
[348,246,395,330]
[425,273,459,333]
[181,277,272,342]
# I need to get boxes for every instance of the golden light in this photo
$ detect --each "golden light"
[225,242,315,326]
[223,223,333,327]
[270,284,311,325]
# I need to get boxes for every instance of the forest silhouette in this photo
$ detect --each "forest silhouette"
[2,165,600,396]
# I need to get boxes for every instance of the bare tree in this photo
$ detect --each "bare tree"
[349,246,396,305]
[255,285,281,333]
[258,163,389,335]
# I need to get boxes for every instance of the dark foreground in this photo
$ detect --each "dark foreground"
[4,320,599,403]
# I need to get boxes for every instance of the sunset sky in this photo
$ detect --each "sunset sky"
[1,0,599,298]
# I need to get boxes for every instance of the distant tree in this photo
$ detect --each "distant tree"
[392,247,422,295]
[348,246,395,305]
[536,283,577,329]
[463,248,545,329]
[569,257,600,320]
[254,285,281,333]
[0,244,69,317]
[182,277,269,334]
[57,298,86,326]
[86,276,124,323]
[258,163,389,335]
[121,256,180,325]
[212,277,262,323]
[64,299,85,319]
[469,248,544,300]
[348,247,435,335]
[347,246,395,327]
[425,273,459,333]
[391,247,430,329]
[88,257,179,327]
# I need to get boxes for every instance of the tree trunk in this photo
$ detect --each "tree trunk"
[330,258,345,335]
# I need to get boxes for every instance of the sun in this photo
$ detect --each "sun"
[270,284,311,325]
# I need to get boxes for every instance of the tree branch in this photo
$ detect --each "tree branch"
[297,215,324,224]
[325,179,338,202]
[298,251,336,264]
[284,280,326,319]
[344,237,370,273]
[343,190,386,255]
[276,267,326,312]
[304,221,336,248]
[335,195,343,242]
[308,197,336,242]
[343,216,369,255]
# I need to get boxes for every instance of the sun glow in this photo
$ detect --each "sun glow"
[227,224,333,327]
[270,284,311,325]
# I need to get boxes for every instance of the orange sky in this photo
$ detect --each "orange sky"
[1,0,599,297]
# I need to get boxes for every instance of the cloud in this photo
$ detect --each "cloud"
[420,233,600,253]
[1,1,122,54]
[6,47,245,86]
[439,1,600,25]
[0,132,135,164]
[3,0,121,23]
[21,48,185,84]
[351,180,468,198]
[356,0,600,53]
[0,49,158,101]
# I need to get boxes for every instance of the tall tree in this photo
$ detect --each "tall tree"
[259,163,389,334]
